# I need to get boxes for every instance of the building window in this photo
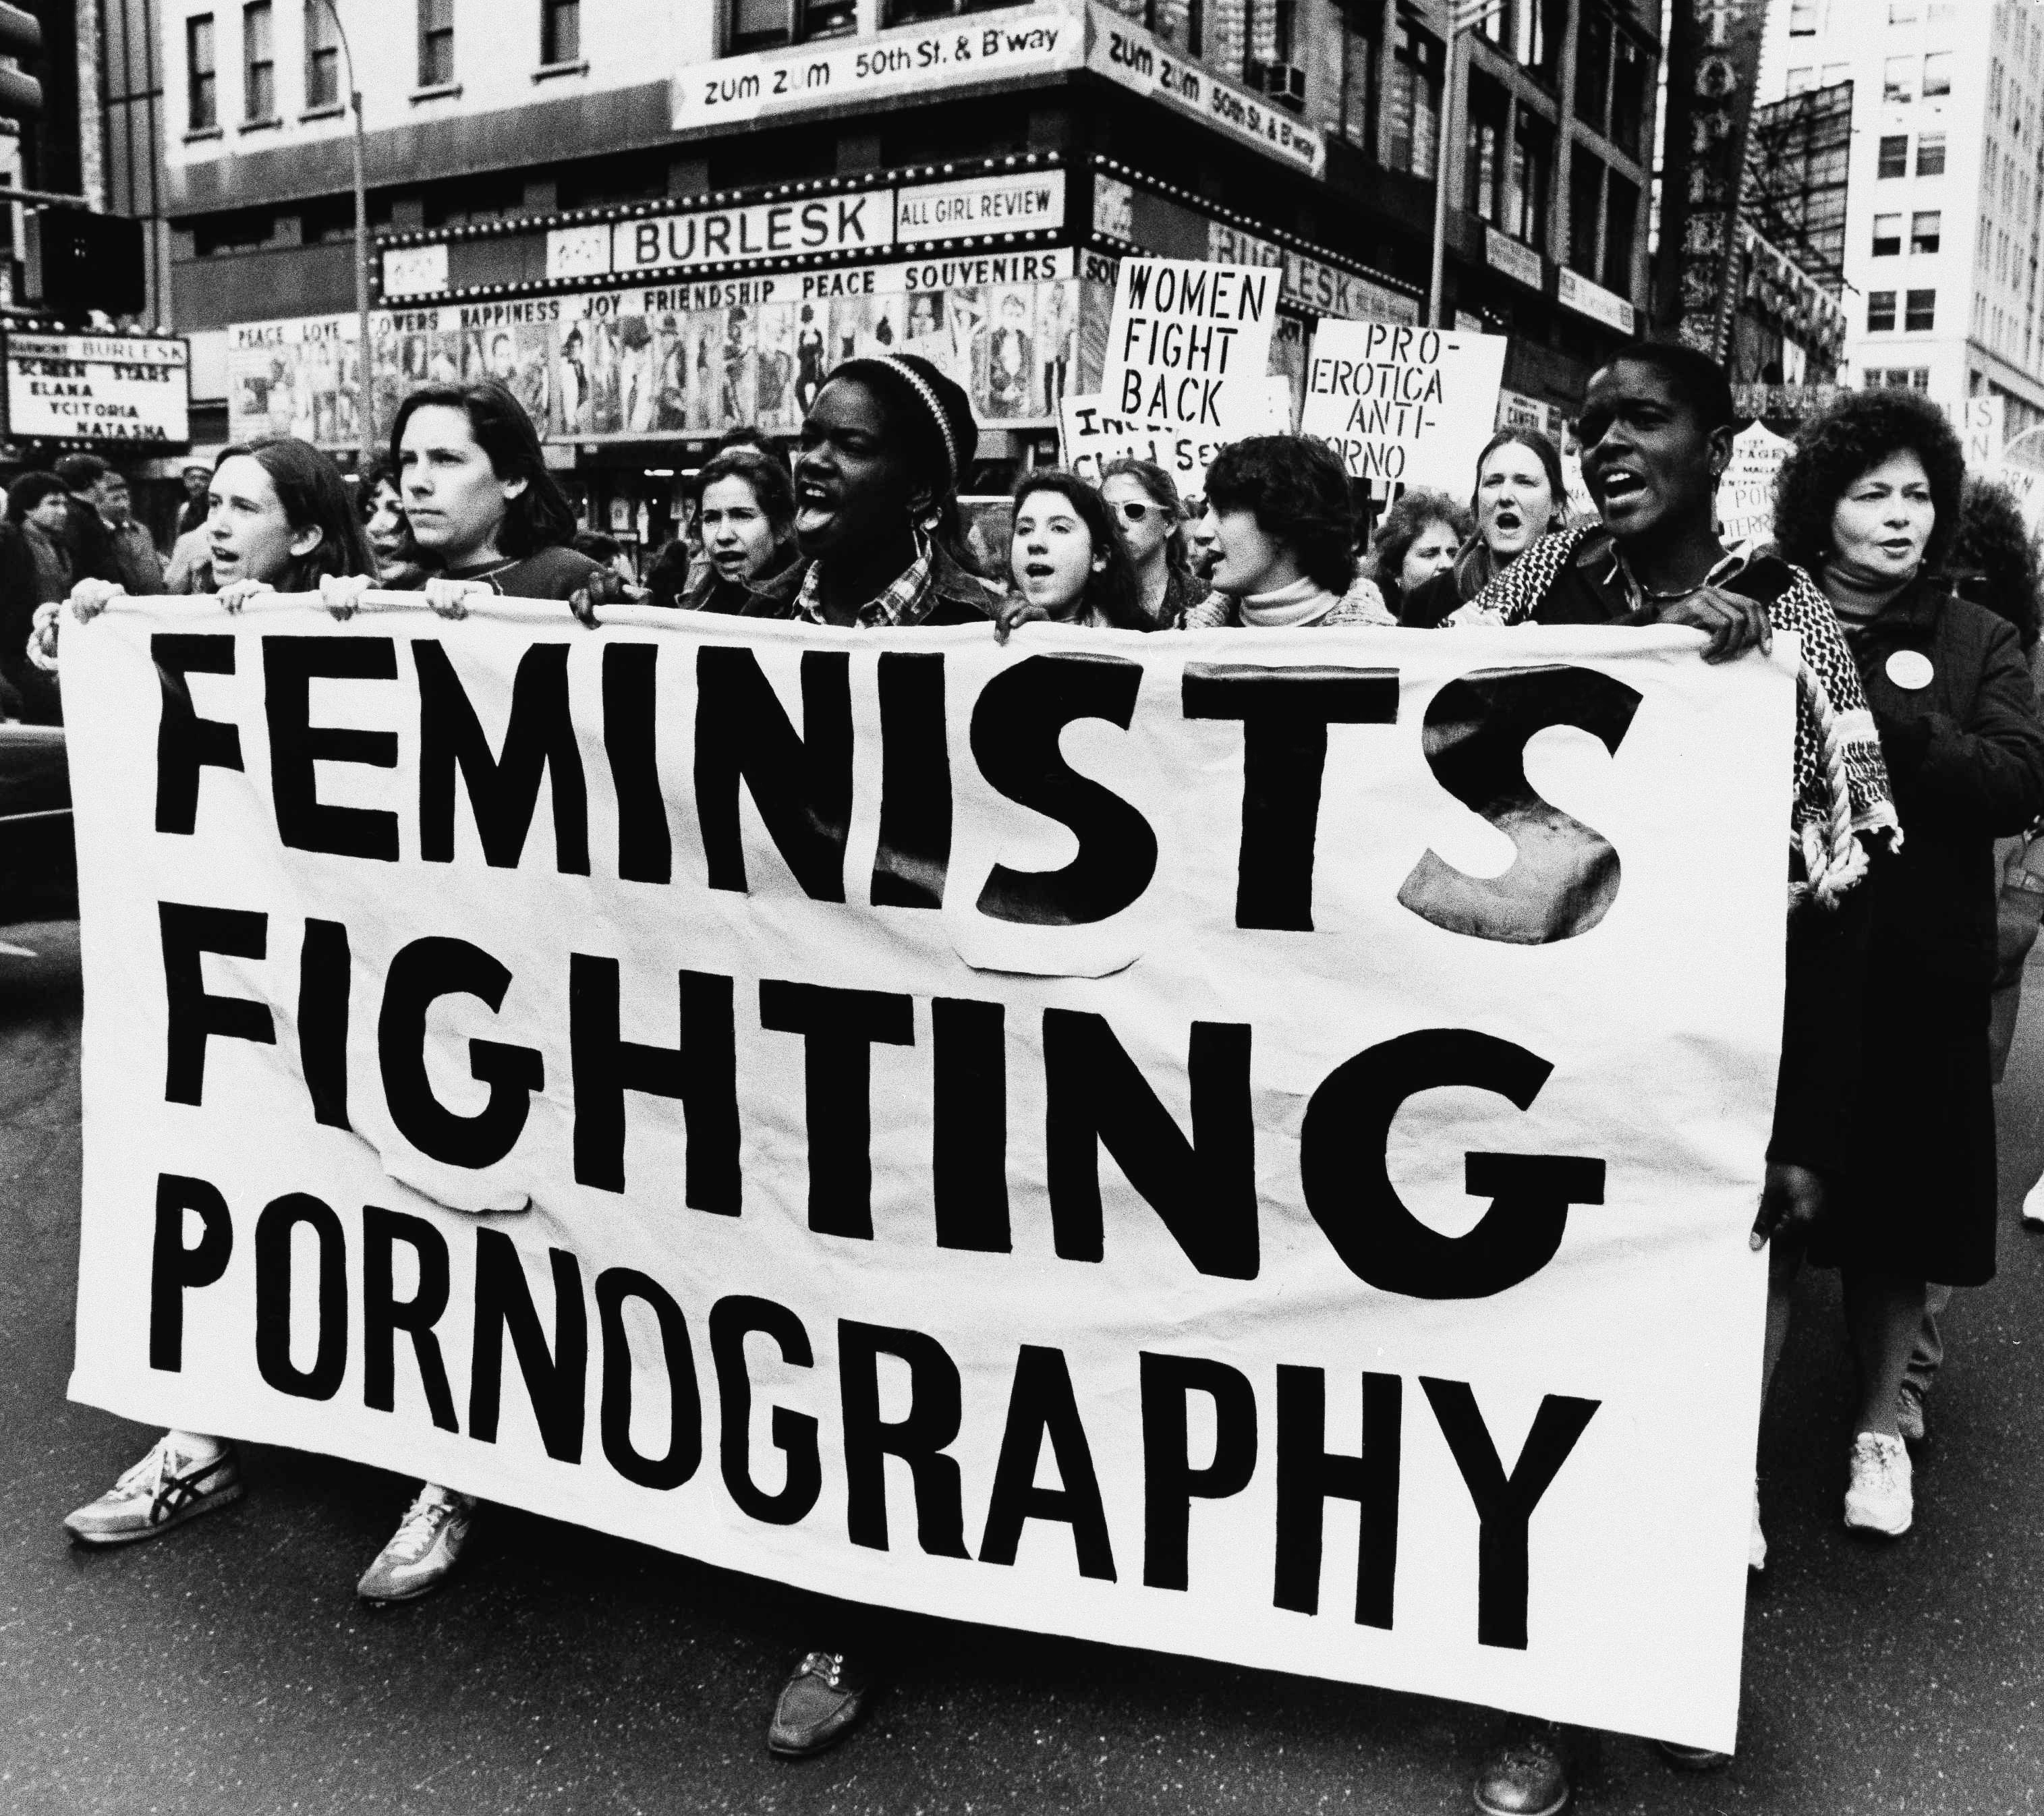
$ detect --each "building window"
[1604,173,1638,295]
[1568,153,1603,276]
[1386,24,1441,180]
[1336,13,1377,157]
[541,0,579,64]
[1574,3,1610,128]
[305,1,341,108]
[1917,132,1944,175]
[1878,134,1908,177]
[1873,212,1902,254]
[880,0,1013,26]
[187,13,217,130]
[1889,0,1919,20]
[1923,52,1952,97]
[1465,78,1507,225]
[1868,290,1898,330]
[242,1,275,119]
[1509,111,1552,246]
[1786,66,1814,96]
[418,0,454,85]
[1868,366,1931,391]
[1821,62,1849,86]
[1906,288,1936,330]
[1883,56,1914,103]
[1911,210,1941,253]
[1789,0,1819,32]
[1150,0,1199,55]
[737,0,860,49]
[1610,33,1647,156]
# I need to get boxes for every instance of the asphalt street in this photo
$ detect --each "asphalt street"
[7,917,2044,1815]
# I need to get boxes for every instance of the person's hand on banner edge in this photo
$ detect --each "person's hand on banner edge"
[28,601,60,673]
[217,578,276,615]
[567,567,629,629]
[1628,584,1772,664]
[1750,1162,1823,1251]
[320,573,374,621]
[420,577,487,619]
[994,596,1050,644]
[67,577,126,625]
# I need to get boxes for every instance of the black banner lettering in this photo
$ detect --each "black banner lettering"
[160,901,274,1105]
[262,635,400,861]
[602,644,671,884]
[839,1320,969,1557]
[871,650,951,909]
[253,1192,348,1401]
[297,917,351,1129]
[978,1345,1115,1579]
[361,1205,458,1431]
[1139,1351,1258,1591]
[1272,1367,1402,1628]
[932,996,1010,1252]
[153,633,242,836]
[595,1267,703,1491]
[469,1228,588,1462]
[148,1172,233,1372]
[709,1295,822,1526]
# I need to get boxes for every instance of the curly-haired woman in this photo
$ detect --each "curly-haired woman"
[1365,485,1471,620]
[1181,435,1380,628]
[1770,387,2044,1537]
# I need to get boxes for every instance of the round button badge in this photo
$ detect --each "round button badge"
[1885,648,1935,691]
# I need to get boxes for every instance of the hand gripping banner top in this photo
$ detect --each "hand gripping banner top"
[63,596,1796,1752]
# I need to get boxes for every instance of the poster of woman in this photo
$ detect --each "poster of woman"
[795,303,828,412]
[754,304,799,433]
[975,286,1035,419]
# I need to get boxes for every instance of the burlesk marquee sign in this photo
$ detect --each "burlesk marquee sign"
[67,597,1790,1753]
[4,331,191,445]
[671,0,1326,175]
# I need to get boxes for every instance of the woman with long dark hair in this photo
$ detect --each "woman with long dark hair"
[359,455,426,590]
[1400,428,1568,627]
[994,468,1145,633]
[1767,389,2044,1535]
[387,380,611,612]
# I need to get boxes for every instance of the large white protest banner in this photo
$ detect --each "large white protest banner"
[1302,322,1510,490]
[65,599,1794,1752]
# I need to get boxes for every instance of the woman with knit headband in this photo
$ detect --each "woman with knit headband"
[739,351,1002,630]
[737,352,1000,1764]
[1458,341,1904,1816]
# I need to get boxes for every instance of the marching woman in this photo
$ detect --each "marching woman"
[382,380,615,615]
[1398,428,1568,627]
[1099,457,1208,626]
[679,447,799,612]
[55,439,387,1554]
[1769,389,2044,1517]
[358,455,426,590]
[1458,343,1900,1815]
[734,351,1001,1761]
[994,468,1146,635]
[1364,485,1471,622]
[1181,435,1383,629]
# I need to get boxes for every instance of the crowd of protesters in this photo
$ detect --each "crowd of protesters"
[34,337,2044,1812]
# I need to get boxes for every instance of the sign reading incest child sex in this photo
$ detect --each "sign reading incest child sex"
[1301,322,1509,490]
[66,599,1796,1753]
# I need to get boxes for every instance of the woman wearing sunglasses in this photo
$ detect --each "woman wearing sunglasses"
[1100,458,1208,627]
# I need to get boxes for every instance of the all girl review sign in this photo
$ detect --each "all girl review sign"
[65,599,1795,1751]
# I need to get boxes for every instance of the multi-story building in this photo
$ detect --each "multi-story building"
[1758,0,2044,436]
[154,0,1661,541]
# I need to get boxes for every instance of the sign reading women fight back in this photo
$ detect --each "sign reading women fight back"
[67,601,1794,1753]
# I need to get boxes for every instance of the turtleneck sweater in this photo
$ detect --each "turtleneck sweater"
[1239,573,1342,628]
[1819,555,1914,626]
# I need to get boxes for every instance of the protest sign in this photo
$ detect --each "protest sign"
[1100,258,1279,429]
[1301,323,1510,490]
[66,598,1794,1753]
[1060,374,1292,491]
[1715,421,1794,552]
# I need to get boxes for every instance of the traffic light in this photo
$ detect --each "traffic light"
[24,209,146,320]
[0,2,41,129]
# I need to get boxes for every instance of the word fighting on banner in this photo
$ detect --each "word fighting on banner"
[1059,374,1292,491]
[1716,422,1794,552]
[66,598,1796,1753]
[1301,322,1509,490]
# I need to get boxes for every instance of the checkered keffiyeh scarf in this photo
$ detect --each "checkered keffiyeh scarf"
[1461,524,1901,864]
[795,534,938,628]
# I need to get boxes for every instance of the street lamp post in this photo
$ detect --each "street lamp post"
[321,0,374,476]
[1427,1,1502,331]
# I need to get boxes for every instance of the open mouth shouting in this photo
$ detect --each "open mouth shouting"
[1594,466,1649,515]
[794,476,835,537]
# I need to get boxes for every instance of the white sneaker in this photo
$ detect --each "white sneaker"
[357,1483,476,1603]
[2024,1174,2044,1227]
[1843,1431,1912,1536]
[1750,1485,1767,1571]
[63,1431,242,1546]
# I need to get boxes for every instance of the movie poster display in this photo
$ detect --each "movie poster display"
[228,253,1083,452]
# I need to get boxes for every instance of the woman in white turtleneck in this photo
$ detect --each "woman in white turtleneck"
[1181,435,1381,628]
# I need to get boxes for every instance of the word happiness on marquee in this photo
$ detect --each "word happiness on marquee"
[68,602,1794,1750]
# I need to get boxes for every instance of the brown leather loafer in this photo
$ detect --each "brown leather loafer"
[767,1650,871,1759]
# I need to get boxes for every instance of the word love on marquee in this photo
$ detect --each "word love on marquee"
[68,602,1794,1755]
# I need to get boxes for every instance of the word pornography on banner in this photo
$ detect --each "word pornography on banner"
[1300,322,1510,492]
[65,600,1798,1755]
